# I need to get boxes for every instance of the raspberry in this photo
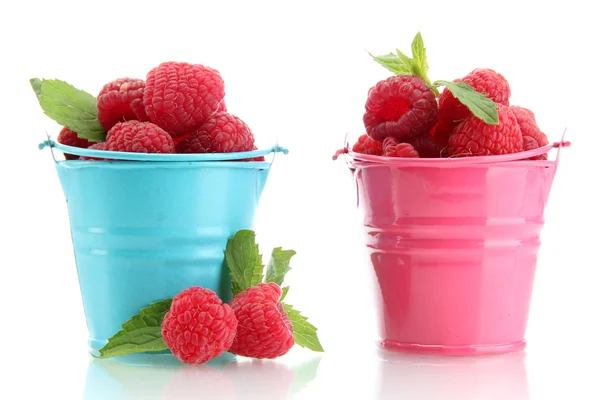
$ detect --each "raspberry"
[97,78,148,131]
[434,68,511,146]
[241,145,265,162]
[176,113,254,154]
[80,142,109,161]
[144,62,226,137]
[511,106,549,160]
[448,104,523,157]
[228,283,294,359]
[161,287,238,364]
[406,134,442,158]
[352,134,383,155]
[106,121,175,153]
[382,137,419,158]
[57,127,93,160]
[363,75,438,142]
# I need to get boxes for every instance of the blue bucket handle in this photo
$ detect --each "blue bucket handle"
[39,139,288,163]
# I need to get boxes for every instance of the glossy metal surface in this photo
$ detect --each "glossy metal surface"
[342,142,566,355]
[54,153,278,352]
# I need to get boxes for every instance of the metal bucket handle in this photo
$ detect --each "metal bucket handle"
[333,130,571,166]
[39,138,288,163]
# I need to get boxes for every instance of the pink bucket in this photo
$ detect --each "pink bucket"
[334,137,569,355]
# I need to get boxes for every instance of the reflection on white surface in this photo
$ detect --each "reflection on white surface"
[84,352,322,399]
[376,349,530,400]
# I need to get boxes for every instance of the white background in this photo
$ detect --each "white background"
[1,0,599,399]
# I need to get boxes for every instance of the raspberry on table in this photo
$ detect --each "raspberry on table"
[447,104,523,157]
[434,68,511,146]
[363,75,438,142]
[57,127,93,160]
[511,106,549,160]
[161,287,238,365]
[97,78,148,131]
[352,134,383,155]
[176,112,254,154]
[382,137,420,158]
[228,283,294,359]
[106,120,175,153]
[143,61,226,137]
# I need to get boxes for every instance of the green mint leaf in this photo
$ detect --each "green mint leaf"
[369,52,412,75]
[96,298,172,359]
[433,80,499,125]
[266,247,296,286]
[395,49,415,74]
[411,32,428,77]
[30,78,42,101]
[225,230,264,295]
[34,79,106,142]
[283,303,324,352]
[280,286,290,301]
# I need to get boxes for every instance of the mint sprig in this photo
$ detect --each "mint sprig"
[224,230,323,352]
[30,78,106,142]
[283,304,324,352]
[433,80,499,125]
[225,230,265,295]
[95,298,172,359]
[370,31,438,95]
[369,31,500,124]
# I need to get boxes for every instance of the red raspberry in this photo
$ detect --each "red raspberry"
[240,145,265,162]
[57,127,93,160]
[106,121,175,153]
[228,283,294,359]
[406,134,442,158]
[434,69,511,146]
[448,104,523,157]
[144,62,226,137]
[352,134,383,155]
[97,78,148,131]
[383,137,420,158]
[176,113,254,154]
[80,142,109,161]
[363,75,438,142]
[161,287,238,364]
[511,106,549,160]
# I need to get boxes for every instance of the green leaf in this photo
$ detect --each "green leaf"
[280,286,290,301]
[433,80,499,125]
[283,303,324,352]
[33,78,106,142]
[224,230,265,295]
[30,78,42,101]
[395,48,413,72]
[96,298,172,359]
[368,52,412,75]
[411,32,428,77]
[266,247,296,286]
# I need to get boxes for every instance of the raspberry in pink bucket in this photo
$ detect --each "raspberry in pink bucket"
[335,32,570,355]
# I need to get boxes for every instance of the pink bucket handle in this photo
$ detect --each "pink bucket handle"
[333,130,570,164]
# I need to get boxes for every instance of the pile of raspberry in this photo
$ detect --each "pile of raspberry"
[58,62,263,161]
[353,69,549,160]
[161,282,294,364]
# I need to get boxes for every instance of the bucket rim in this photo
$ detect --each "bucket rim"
[39,139,288,163]
[333,131,570,167]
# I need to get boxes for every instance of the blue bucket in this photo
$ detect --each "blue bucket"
[41,140,287,351]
